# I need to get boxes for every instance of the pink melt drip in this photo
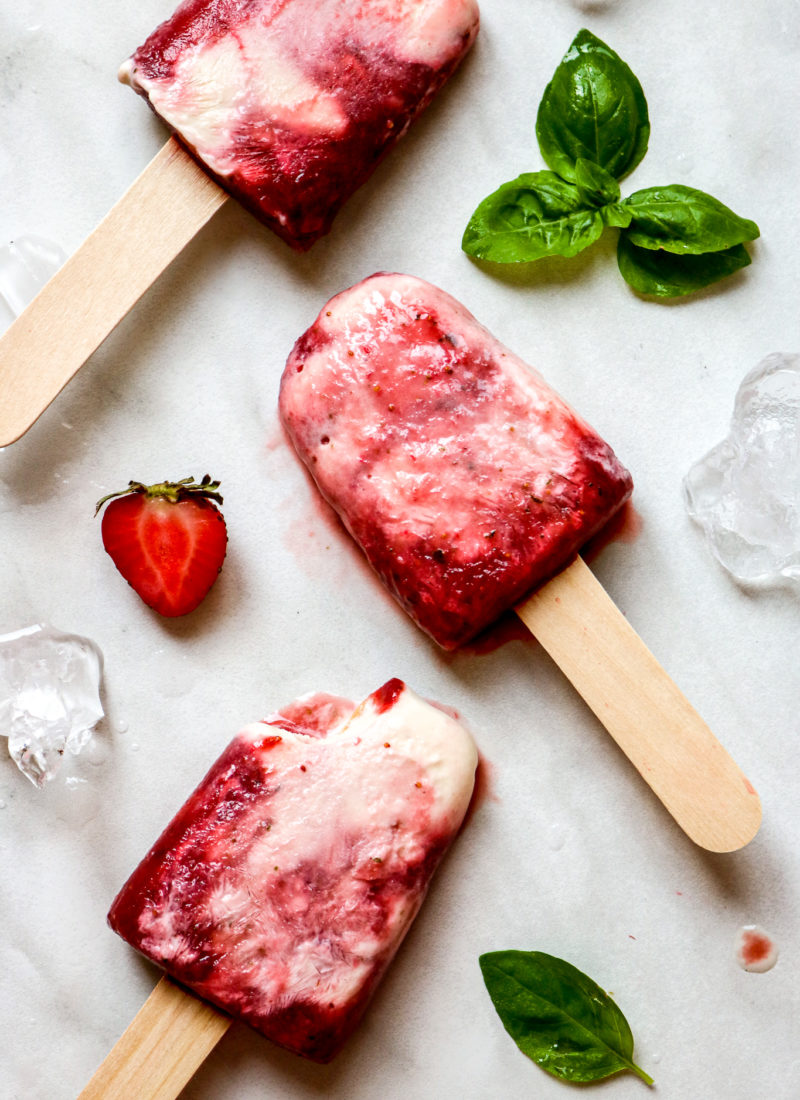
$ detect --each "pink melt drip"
[583,500,643,561]
[461,609,538,655]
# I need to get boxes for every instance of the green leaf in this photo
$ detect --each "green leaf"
[617,233,752,297]
[480,950,653,1085]
[602,202,633,229]
[536,29,650,184]
[621,185,760,253]
[462,172,604,263]
[574,158,621,207]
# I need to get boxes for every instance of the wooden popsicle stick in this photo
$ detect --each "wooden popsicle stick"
[0,138,228,446]
[515,556,761,853]
[79,975,230,1100]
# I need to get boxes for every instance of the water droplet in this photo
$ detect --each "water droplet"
[114,719,129,734]
[130,741,140,752]
[85,738,110,767]
[54,775,100,827]
[547,822,566,851]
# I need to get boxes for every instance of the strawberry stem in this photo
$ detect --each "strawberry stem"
[95,475,223,516]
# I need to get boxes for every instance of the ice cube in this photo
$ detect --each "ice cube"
[0,624,104,786]
[684,353,800,586]
[0,236,67,328]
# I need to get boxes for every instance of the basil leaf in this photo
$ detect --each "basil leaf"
[574,158,621,207]
[480,950,653,1086]
[622,185,760,253]
[462,172,604,262]
[617,233,752,297]
[536,29,650,184]
[602,202,633,229]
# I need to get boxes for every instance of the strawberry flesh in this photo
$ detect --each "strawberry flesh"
[98,478,228,617]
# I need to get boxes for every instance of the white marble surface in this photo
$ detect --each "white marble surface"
[1,1,799,1097]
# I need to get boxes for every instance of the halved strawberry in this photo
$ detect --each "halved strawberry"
[95,476,228,617]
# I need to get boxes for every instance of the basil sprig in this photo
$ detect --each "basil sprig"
[462,29,759,297]
[480,950,654,1086]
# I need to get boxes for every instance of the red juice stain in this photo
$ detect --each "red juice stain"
[279,466,401,621]
[264,422,287,452]
[583,501,643,561]
[458,609,538,656]
[735,925,778,972]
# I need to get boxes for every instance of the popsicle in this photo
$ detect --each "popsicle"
[0,0,480,445]
[279,272,761,852]
[81,679,477,1097]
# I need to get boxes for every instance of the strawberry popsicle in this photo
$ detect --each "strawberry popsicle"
[0,1,480,444]
[119,0,480,250]
[107,679,477,1063]
[279,272,633,649]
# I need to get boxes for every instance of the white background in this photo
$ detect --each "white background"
[1,1,799,1097]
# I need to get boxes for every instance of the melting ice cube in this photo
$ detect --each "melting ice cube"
[684,353,800,586]
[0,235,66,327]
[0,624,104,786]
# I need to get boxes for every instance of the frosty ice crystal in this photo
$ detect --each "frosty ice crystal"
[684,353,800,585]
[0,236,66,327]
[0,624,104,786]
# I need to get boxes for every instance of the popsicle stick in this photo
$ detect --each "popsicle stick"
[79,975,230,1100]
[515,556,761,853]
[0,138,228,446]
